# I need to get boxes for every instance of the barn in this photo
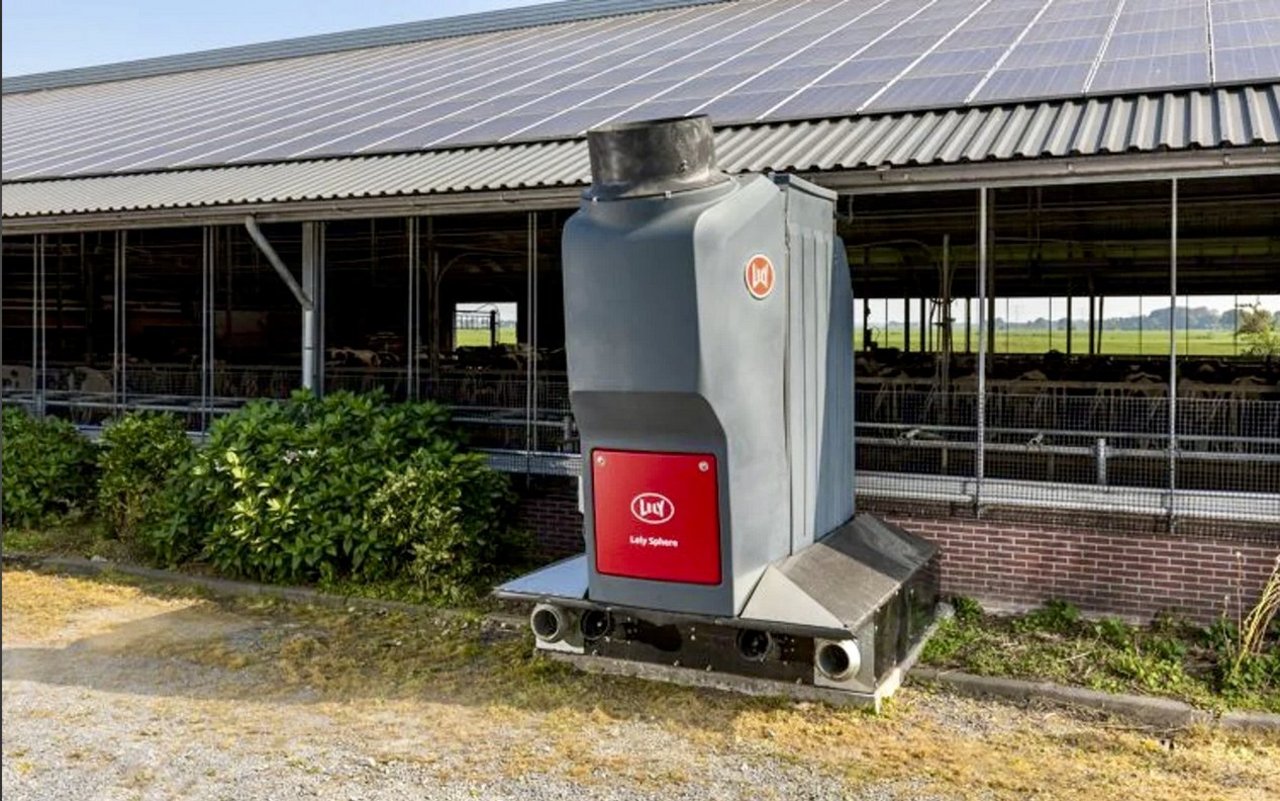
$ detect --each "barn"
[3,0,1278,621]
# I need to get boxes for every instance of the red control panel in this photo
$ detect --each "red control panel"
[591,449,721,585]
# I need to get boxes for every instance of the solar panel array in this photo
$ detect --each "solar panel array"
[3,0,1277,180]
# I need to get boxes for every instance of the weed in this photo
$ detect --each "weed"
[949,595,983,623]
[921,599,1278,713]
[1012,599,1080,634]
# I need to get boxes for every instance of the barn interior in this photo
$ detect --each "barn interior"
[3,174,1277,520]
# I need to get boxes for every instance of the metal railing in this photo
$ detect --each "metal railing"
[6,368,1278,528]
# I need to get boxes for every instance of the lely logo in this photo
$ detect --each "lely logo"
[745,254,775,300]
[630,493,675,525]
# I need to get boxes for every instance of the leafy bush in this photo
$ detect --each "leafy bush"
[1013,599,1080,634]
[1,406,97,528]
[96,412,194,550]
[188,390,457,583]
[136,460,214,567]
[369,449,531,604]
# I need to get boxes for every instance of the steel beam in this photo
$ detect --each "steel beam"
[301,222,324,392]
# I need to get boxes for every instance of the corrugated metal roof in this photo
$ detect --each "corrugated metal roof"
[4,84,1278,220]
[1,0,728,94]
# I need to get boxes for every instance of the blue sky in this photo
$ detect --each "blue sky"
[1,0,545,76]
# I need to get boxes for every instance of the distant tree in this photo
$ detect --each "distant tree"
[1237,303,1275,335]
[1238,303,1280,357]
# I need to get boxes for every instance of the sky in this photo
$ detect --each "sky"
[1,0,546,76]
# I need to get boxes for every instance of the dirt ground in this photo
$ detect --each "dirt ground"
[2,568,1277,801]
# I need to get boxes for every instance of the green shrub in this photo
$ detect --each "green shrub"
[369,449,531,604]
[1,406,97,528]
[96,412,194,550]
[191,390,456,583]
[136,462,212,567]
[1014,599,1081,634]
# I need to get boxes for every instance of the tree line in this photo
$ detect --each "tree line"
[998,305,1280,332]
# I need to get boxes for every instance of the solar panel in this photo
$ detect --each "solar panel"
[1090,52,1208,93]
[1082,1,1210,94]
[1212,0,1280,83]
[1216,45,1280,82]
[0,0,1265,180]
[972,63,1094,103]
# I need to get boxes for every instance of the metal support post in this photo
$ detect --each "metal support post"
[1088,283,1096,355]
[1095,438,1108,486]
[919,296,927,352]
[407,217,419,400]
[903,297,911,352]
[114,230,128,412]
[200,227,214,431]
[1066,294,1073,355]
[32,234,46,416]
[428,218,440,384]
[965,297,971,353]
[975,188,989,513]
[301,222,324,393]
[1167,179,1179,530]
[525,212,540,465]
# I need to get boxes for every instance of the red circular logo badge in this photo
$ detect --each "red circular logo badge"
[744,254,775,300]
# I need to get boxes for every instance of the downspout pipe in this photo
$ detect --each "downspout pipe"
[244,215,312,310]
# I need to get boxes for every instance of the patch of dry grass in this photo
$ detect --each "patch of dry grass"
[3,569,145,642]
[5,568,1279,800]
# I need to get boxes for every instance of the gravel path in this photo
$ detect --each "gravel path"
[3,569,1277,801]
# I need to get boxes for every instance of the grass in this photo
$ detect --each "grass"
[868,328,1249,357]
[454,326,517,348]
[921,599,1280,713]
[10,524,1275,714]
[4,568,1279,801]
[2,519,132,563]
[0,568,190,642]
[2,522,524,612]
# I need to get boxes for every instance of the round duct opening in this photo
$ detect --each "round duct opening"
[531,604,568,643]
[816,639,861,681]
[735,628,774,662]
[579,609,612,642]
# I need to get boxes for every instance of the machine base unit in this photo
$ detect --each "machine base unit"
[497,514,942,706]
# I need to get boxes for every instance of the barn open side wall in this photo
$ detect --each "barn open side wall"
[1,211,572,454]
[3,173,1277,619]
[841,175,1280,531]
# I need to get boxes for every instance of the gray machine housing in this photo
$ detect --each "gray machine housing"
[563,169,854,617]
[498,116,938,705]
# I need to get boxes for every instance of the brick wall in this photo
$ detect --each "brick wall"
[876,510,1277,624]
[514,476,1280,624]
[513,476,583,559]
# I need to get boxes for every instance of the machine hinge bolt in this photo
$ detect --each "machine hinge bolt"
[596,455,606,466]
[698,461,710,472]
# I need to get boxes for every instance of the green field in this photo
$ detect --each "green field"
[457,325,1247,355]
[866,327,1248,357]
[454,326,518,347]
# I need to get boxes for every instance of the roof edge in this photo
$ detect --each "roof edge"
[1,0,730,95]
